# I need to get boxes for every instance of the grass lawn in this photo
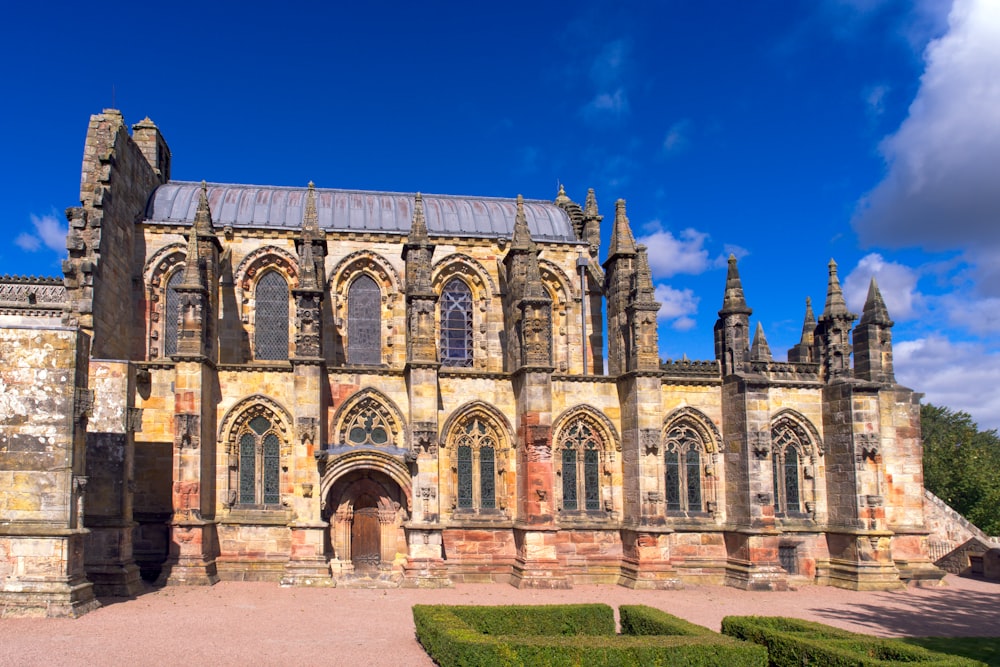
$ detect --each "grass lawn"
[903,637,1000,666]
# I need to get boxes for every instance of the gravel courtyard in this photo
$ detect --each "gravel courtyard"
[1,574,995,666]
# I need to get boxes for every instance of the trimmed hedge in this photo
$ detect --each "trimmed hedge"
[413,604,767,667]
[721,616,986,667]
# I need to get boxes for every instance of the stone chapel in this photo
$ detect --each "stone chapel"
[0,110,945,617]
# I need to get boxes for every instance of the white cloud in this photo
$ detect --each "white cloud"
[663,119,691,153]
[853,0,1000,253]
[937,291,1000,337]
[637,224,711,278]
[864,84,889,116]
[14,233,40,252]
[15,214,67,256]
[654,283,699,330]
[580,39,632,124]
[895,335,1000,430]
[582,88,629,121]
[843,253,921,319]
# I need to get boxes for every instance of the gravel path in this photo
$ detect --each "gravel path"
[0,574,995,666]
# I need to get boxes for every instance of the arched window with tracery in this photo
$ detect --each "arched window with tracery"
[663,422,706,514]
[772,423,805,516]
[453,416,500,512]
[163,269,183,357]
[558,419,601,512]
[238,415,281,506]
[440,278,473,367]
[254,270,289,360]
[348,275,381,365]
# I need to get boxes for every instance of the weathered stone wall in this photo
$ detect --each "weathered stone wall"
[0,325,98,617]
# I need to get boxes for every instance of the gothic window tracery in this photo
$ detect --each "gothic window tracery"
[440,278,473,367]
[348,275,381,365]
[237,415,281,506]
[558,419,602,512]
[163,270,183,357]
[771,423,806,516]
[254,270,289,360]
[451,416,502,512]
[663,422,707,514]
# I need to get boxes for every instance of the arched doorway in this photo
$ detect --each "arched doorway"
[324,469,408,575]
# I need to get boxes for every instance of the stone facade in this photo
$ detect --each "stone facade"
[0,110,950,615]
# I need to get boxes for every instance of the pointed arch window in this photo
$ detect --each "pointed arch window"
[163,270,183,357]
[441,278,473,367]
[663,423,706,514]
[348,275,381,365]
[559,419,602,512]
[772,424,805,516]
[255,271,289,360]
[453,416,500,512]
[238,415,281,506]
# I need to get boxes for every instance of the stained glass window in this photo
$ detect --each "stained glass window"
[663,422,707,514]
[457,445,473,509]
[480,446,495,510]
[771,422,806,516]
[441,278,473,367]
[348,275,381,365]
[452,416,502,513]
[164,270,182,357]
[558,418,605,514]
[584,449,600,511]
[255,271,289,360]
[236,415,282,507]
[562,448,578,510]
[239,433,256,505]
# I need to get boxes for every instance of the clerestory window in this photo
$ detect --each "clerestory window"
[348,275,381,365]
[440,278,473,367]
[238,415,281,506]
[254,271,289,360]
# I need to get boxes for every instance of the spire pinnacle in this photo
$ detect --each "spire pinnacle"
[409,192,429,244]
[633,244,657,303]
[859,276,893,326]
[584,188,600,219]
[511,194,534,251]
[822,258,852,317]
[181,219,202,287]
[607,198,637,257]
[719,254,751,315]
[750,321,772,361]
[800,296,816,345]
[302,181,319,233]
[193,181,214,235]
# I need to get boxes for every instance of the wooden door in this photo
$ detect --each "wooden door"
[351,507,381,570]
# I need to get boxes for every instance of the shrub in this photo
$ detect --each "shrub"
[722,616,986,666]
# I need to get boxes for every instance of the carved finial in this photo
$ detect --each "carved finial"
[302,181,319,233]
[750,321,772,361]
[822,258,851,317]
[410,192,429,244]
[511,194,534,251]
[860,277,893,327]
[607,198,637,258]
[800,296,816,345]
[719,254,751,315]
[555,182,570,205]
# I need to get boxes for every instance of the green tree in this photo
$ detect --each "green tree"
[921,403,1000,536]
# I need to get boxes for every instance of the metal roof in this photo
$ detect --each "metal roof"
[145,181,578,243]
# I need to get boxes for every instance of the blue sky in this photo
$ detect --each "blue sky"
[3,1,999,428]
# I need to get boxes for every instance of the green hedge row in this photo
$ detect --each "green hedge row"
[721,616,986,666]
[412,604,767,667]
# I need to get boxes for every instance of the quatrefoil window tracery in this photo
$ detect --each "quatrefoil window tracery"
[346,407,392,446]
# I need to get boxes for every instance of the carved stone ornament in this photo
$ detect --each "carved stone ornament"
[855,433,880,463]
[302,483,313,498]
[756,492,772,505]
[412,421,438,455]
[175,413,200,449]
[297,417,318,446]
[125,407,144,433]
[750,432,771,459]
[420,486,437,500]
[640,429,659,456]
